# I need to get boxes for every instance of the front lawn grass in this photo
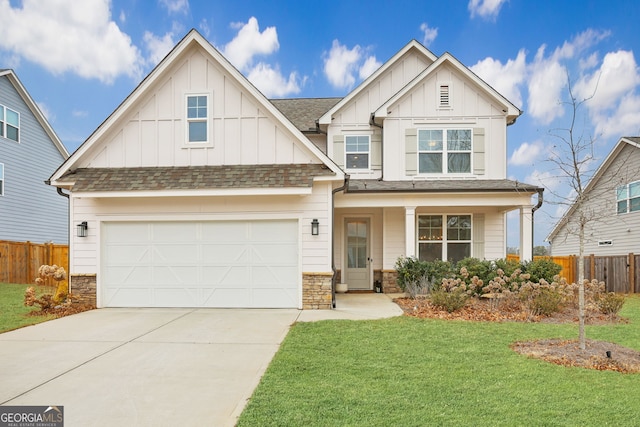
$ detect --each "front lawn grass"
[0,283,56,333]
[238,296,640,426]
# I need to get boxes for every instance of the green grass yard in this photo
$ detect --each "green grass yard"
[238,296,640,426]
[0,283,56,333]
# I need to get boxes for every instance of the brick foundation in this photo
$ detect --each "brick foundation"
[382,269,402,293]
[302,272,333,309]
[70,274,97,306]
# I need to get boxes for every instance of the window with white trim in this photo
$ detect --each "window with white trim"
[418,129,471,174]
[345,135,370,170]
[0,104,20,142]
[616,181,640,214]
[186,95,209,143]
[418,214,471,262]
[0,163,4,196]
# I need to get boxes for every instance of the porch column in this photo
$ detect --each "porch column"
[519,206,533,262]
[405,206,416,257]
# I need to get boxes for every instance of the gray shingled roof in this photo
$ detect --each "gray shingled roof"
[61,164,333,192]
[270,98,341,132]
[347,179,542,193]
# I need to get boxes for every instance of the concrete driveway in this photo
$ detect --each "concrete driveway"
[0,294,402,426]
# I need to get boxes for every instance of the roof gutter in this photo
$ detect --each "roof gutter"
[369,113,384,181]
[531,188,544,257]
[331,175,350,308]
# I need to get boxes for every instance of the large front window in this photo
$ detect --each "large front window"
[617,181,640,214]
[345,135,370,170]
[186,95,208,143]
[418,129,471,174]
[0,105,20,142]
[418,214,471,262]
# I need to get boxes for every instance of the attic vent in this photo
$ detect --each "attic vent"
[439,84,450,107]
[598,240,613,247]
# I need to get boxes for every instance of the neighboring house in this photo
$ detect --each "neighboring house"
[548,136,640,256]
[48,30,541,309]
[0,69,69,244]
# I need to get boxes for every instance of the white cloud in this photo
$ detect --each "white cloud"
[468,0,507,20]
[525,169,562,192]
[323,40,363,89]
[223,17,279,72]
[72,110,89,118]
[471,49,527,108]
[359,56,382,80]
[590,93,640,139]
[526,45,567,124]
[199,18,211,38]
[0,0,143,84]
[575,50,640,113]
[143,31,176,67]
[159,0,189,14]
[509,140,544,166]
[36,101,54,123]
[247,63,303,98]
[420,23,438,47]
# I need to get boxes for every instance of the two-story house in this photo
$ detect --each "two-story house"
[1,69,69,244]
[48,30,541,309]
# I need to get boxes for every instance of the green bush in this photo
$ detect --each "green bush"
[395,257,452,291]
[521,258,562,283]
[455,258,495,285]
[528,288,564,316]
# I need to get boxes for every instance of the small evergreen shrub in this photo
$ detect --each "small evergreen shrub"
[429,278,471,312]
[521,258,562,283]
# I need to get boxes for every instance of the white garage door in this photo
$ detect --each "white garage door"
[101,220,299,308]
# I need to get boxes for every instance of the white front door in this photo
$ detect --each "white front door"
[344,218,370,290]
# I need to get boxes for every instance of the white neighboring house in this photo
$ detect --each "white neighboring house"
[548,136,640,256]
[49,30,541,309]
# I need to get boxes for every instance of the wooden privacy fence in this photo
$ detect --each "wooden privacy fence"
[0,240,69,287]
[507,254,638,294]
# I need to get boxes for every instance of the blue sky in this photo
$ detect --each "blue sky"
[2,0,640,248]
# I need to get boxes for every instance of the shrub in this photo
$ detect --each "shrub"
[395,257,452,291]
[404,275,434,299]
[455,258,495,285]
[596,292,625,316]
[429,278,471,312]
[521,258,562,283]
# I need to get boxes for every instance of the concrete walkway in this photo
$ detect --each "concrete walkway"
[0,293,403,426]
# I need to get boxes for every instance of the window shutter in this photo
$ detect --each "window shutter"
[333,135,345,168]
[473,128,485,175]
[405,128,417,176]
[473,214,485,259]
[371,133,382,170]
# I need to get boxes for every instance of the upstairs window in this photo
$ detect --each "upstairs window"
[0,105,20,142]
[345,135,370,170]
[418,129,471,174]
[616,181,640,214]
[186,95,208,143]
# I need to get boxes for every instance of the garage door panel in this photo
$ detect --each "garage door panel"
[201,245,248,263]
[102,220,299,308]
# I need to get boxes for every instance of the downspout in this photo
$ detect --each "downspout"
[531,188,544,258]
[331,175,350,308]
[369,113,384,181]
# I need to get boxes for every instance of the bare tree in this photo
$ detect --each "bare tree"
[545,77,597,350]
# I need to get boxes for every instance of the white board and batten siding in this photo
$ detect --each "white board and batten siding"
[78,44,320,170]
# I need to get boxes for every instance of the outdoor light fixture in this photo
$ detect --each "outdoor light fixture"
[311,219,319,236]
[77,221,88,238]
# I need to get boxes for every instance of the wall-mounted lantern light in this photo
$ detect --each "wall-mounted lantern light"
[77,221,88,238]
[311,219,319,236]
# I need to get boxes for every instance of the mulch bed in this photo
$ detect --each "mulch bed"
[27,303,95,318]
[394,297,640,374]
